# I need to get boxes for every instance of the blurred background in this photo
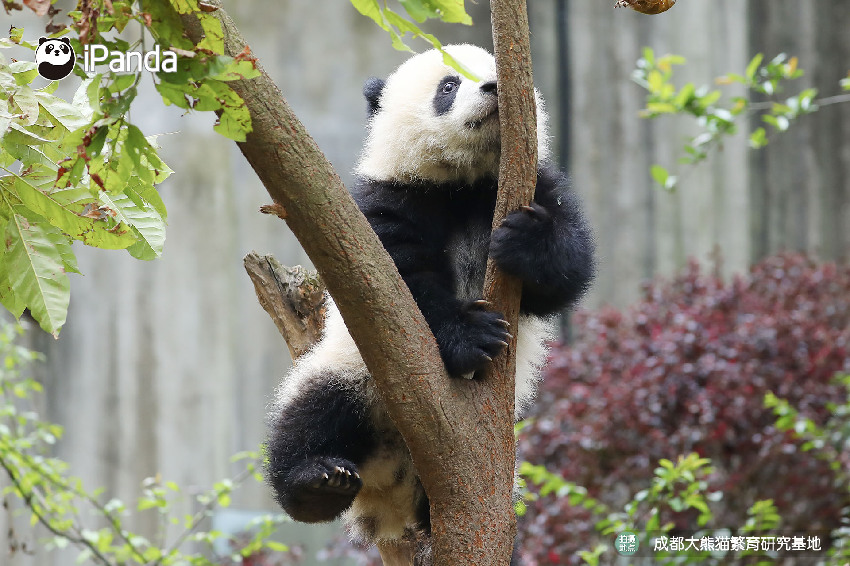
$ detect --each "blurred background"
[2,0,849,564]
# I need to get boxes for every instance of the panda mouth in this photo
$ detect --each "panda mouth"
[466,108,499,130]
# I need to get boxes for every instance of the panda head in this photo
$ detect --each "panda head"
[35,37,75,81]
[356,44,550,184]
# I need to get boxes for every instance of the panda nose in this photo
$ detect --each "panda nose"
[480,81,498,96]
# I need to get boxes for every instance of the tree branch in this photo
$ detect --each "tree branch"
[242,253,326,359]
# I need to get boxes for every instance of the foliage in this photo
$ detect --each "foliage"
[766,375,850,563]
[515,252,850,564]
[634,48,849,191]
[522,453,809,565]
[0,321,295,565]
[349,0,479,78]
[514,374,850,565]
[0,0,259,336]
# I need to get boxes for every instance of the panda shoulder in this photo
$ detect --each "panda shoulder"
[350,176,416,213]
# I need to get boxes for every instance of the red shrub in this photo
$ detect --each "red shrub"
[517,253,850,565]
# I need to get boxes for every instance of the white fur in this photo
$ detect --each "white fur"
[270,300,369,415]
[356,44,550,184]
[271,299,553,542]
[272,299,551,423]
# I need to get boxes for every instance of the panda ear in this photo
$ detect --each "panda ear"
[60,37,71,45]
[363,78,385,118]
[39,37,48,45]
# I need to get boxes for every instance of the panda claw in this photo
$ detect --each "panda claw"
[471,299,490,308]
[496,319,511,328]
[497,340,509,348]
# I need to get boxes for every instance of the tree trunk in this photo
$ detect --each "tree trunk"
[188,2,537,564]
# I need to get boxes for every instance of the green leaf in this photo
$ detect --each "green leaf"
[196,13,225,54]
[399,0,472,24]
[647,70,665,94]
[646,102,677,114]
[106,73,137,95]
[208,82,252,141]
[141,0,195,51]
[11,86,39,126]
[168,0,198,14]
[746,53,764,81]
[0,264,26,319]
[399,0,435,22]
[749,127,768,149]
[6,175,136,249]
[99,181,166,260]
[650,164,668,186]
[9,61,38,86]
[265,541,289,552]
[433,0,473,24]
[673,83,696,108]
[0,213,70,336]
[204,57,261,82]
[698,90,722,109]
[350,0,388,30]
[154,81,193,110]
[34,92,92,132]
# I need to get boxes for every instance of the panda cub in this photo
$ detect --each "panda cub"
[266,44,594,544]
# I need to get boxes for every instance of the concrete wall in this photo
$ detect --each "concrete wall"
[2,0,849,564]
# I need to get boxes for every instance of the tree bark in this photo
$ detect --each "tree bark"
[186,3,537,564]
[242,253,326,360]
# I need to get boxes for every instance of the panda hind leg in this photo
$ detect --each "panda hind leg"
[266,373,376,523]
[274,456,363,523]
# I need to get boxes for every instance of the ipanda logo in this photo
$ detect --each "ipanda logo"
[35,37,75,80]
[34,36,178,80]
[82,44,178,74]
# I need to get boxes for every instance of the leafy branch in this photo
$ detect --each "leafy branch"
[0,322,291,565]
[1,0,261,336]
[349,0,479,78]
[634,48,850,191]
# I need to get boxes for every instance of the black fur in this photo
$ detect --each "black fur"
[267,164,593,534]
[266,163,593,531]
[364,78,385,118]
[480,80,498,95]
[433,75,461,116]
[266,375,375,522]
[351,163,594,376]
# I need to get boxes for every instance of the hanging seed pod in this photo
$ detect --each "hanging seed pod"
[615,0,676,15]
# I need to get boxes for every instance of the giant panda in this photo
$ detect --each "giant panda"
[266,44,594,546]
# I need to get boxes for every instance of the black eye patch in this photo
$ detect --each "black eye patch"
[433,75,461,116]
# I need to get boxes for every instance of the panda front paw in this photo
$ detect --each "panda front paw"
[275,457,363,523]
[437,299,512,377]
[490,202,553,280]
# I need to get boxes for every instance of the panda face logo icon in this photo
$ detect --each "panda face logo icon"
[35,37,75,81]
